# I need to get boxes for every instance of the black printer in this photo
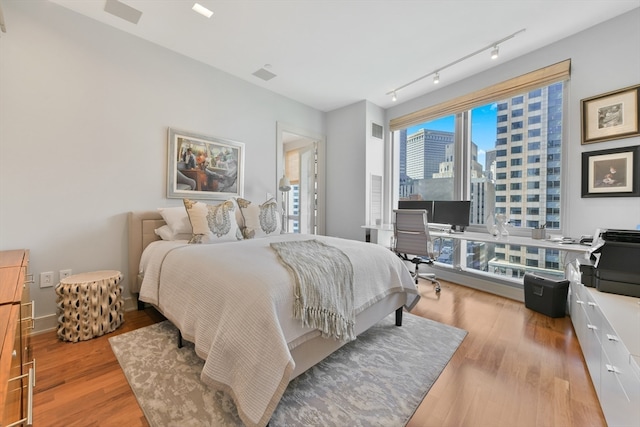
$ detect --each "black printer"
[591,229,640,298]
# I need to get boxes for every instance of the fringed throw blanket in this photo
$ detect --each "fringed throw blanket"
[270,239,355,342]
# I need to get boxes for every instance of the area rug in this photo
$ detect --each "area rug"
[109,312,466,427]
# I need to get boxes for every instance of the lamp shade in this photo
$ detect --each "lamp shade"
[278,176,291,192]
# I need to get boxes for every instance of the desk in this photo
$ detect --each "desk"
[362,224,590,254]
[429,230,590,254]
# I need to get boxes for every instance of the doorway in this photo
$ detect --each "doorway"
[276,123,326,235]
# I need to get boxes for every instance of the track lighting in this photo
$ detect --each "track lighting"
[491,46,499,60]
[386,28,525,102]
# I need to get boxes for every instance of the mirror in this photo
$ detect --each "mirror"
[276,122,326,235]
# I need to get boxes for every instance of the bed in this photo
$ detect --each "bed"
[128,209,419,427]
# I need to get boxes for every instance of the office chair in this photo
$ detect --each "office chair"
[393,209,441,293]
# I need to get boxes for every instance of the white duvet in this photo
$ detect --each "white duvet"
[138,233,418,427]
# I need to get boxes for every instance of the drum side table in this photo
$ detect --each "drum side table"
[55,270,124,342]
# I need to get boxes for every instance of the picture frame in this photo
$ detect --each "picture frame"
[581,84,640,144]
[167,128,244,200]
[581,145,640,198]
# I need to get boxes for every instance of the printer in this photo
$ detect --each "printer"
[589,229,640,298]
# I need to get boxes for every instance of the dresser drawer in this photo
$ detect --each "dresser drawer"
[1,304,22,426]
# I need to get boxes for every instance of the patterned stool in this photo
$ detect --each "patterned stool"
[55,270,124,342]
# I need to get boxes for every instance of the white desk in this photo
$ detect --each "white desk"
[429,230,591,254]
[362,224,591,254]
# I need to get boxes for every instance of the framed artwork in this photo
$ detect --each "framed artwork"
[167,128,244,200]
[581,145,639,198]
[581,84,640,144]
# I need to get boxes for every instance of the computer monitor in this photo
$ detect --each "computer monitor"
[397,200,434,223]
[432,201,471,231]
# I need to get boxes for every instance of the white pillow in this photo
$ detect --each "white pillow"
[236,197,282,239]
[157,206,192,235]
[183,198,242,243]
[154,225,192,241]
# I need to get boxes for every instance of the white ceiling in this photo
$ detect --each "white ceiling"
[49,0,640,112]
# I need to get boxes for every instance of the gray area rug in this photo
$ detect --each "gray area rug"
[109,312,466,427]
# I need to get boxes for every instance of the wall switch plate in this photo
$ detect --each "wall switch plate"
[60,269,72,280]
[40,271,54,288]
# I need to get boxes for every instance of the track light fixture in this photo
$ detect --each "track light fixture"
[386,28,525,102]
[491,45,499,60]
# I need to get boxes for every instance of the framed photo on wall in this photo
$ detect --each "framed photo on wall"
[581,145,640,198]
[581,84,640,144]
[167,128,245,200]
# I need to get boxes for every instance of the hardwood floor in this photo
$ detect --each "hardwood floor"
[31,280,606,427]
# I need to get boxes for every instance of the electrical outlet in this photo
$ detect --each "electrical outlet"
[60,269,72,280]
[40,271,54,288]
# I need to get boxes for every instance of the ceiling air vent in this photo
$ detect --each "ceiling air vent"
[253,68,277,82]
[371,122,383,139]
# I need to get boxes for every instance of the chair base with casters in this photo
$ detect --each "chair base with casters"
[398,253,441,293]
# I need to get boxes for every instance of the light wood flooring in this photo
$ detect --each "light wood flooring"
[31,280,606,427]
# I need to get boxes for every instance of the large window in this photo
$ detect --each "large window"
[392,61,569,281]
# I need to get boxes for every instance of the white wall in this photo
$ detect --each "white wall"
[386,8,640,238]
[326,101,366,240]
[0,1,325,330]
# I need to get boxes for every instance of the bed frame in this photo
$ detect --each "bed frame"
[127,210,405,379]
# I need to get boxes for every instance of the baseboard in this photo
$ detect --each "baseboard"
[32,296,140,335]
[418,264,525,302]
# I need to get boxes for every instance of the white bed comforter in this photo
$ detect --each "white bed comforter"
[138,233,418,427]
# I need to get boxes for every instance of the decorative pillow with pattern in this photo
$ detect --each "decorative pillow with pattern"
[236,197,282,239]
[183,198,242,244]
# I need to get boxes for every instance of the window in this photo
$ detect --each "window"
[391,60,569,284]
[528,102,541,112]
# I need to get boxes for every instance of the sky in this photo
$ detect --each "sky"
[407,103,497,168]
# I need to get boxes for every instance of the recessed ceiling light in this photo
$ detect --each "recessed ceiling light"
[192,3,213,18]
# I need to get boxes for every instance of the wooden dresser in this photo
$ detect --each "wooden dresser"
[0,250,34,426]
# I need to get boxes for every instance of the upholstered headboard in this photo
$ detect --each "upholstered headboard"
[128,211,165,294]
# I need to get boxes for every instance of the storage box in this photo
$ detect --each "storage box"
[523,273,570,318]
[576,257,595,287]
